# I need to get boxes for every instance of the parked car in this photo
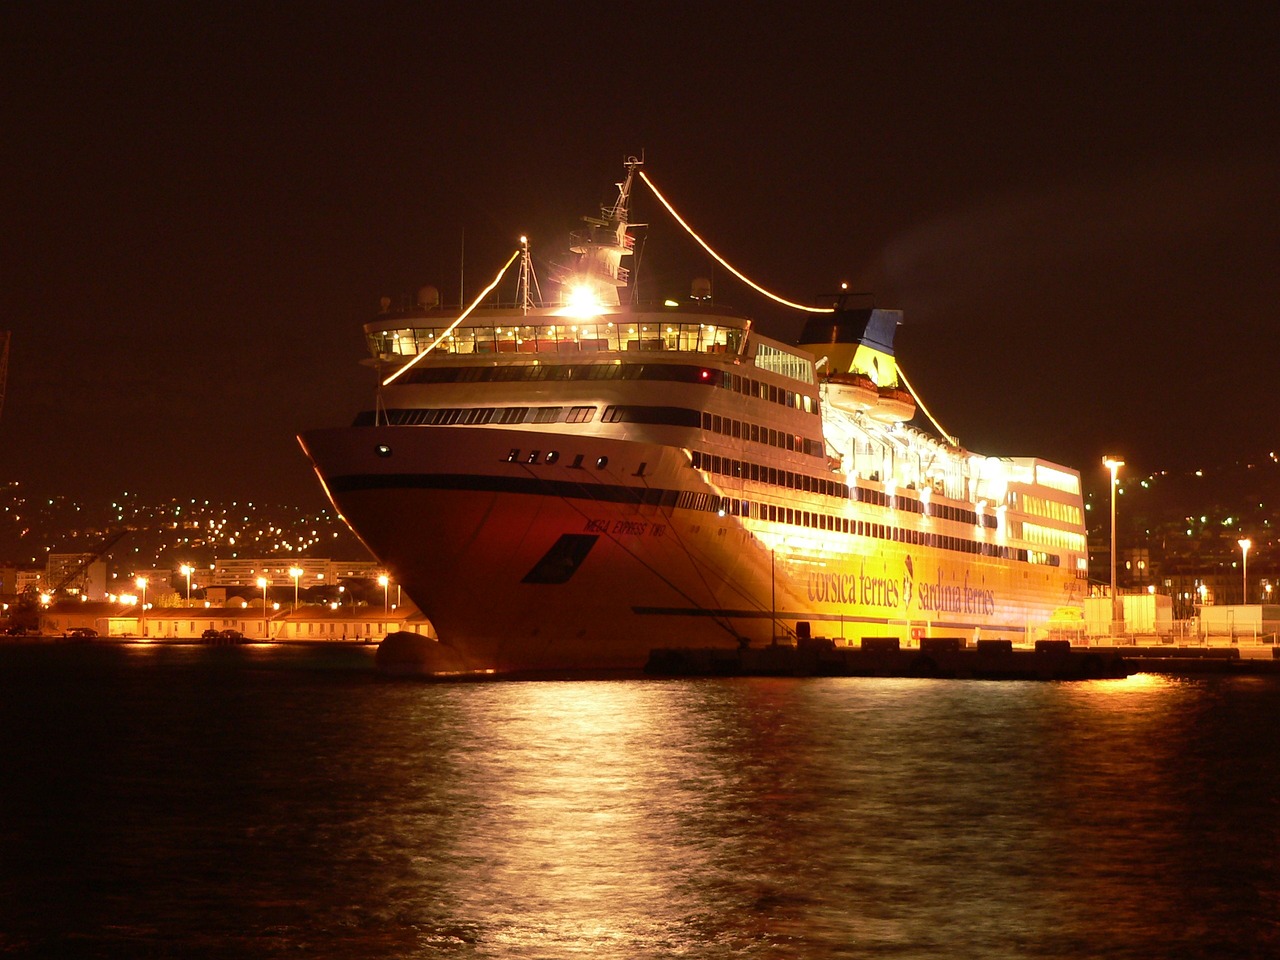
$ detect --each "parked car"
[202,628,246,643]
[68,627,98,638]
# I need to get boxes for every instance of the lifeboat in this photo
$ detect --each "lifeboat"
[872,384,916,422]
[824,372,880,414]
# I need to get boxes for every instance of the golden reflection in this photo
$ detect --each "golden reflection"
[443,681,711,949]
[1083,671,1179,696]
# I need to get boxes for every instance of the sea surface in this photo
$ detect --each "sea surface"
[0,642,1277,959]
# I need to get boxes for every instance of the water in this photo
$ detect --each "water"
[1,643,1277,958]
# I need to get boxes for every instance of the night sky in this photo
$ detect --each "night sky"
[2,2,1276,508]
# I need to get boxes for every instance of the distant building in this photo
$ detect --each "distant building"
[38,598,434,641]
[0,563,19,596]
[192,558,383,589]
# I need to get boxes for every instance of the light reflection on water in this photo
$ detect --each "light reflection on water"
[0,644,1277,958]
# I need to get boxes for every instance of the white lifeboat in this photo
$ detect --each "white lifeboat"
[871,384,916,422]
[824,372,881,414]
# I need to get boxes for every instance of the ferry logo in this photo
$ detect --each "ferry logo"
[806,558,903,609]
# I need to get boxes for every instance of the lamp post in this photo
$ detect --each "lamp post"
[289,567,303,612]
[378,574,389,632]
[136,576,148,637]
[1103,457,1124,633]
[257,576,269,639]
[180,564,192,606]
[1238,539,1251,604]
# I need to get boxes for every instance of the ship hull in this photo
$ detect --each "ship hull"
[301,425,1082,674]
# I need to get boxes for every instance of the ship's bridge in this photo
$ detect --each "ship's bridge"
[365,303,751,360]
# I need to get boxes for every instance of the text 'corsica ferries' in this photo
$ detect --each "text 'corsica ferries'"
[299,159,1088,675]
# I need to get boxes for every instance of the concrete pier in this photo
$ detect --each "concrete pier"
[645,638,1133,680]
[647,635,1280,679]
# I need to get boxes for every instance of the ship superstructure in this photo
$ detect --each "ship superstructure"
[299,161,1087,673]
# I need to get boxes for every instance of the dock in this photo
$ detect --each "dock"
[646,637,1280,680]
[645,638,1132,680]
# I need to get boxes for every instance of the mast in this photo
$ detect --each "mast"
[566,157,642,307]
[516,234,542,314]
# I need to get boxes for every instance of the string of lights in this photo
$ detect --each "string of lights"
[896,367,958,447]
[639,170,957,446]
[637,170,835,315]
[382,249,523,386]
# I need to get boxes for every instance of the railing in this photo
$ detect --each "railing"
[1029,618,1280,646]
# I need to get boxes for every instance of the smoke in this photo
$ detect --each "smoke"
[880,156,1278,331]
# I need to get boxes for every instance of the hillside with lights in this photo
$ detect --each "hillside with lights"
[1083,453,1278,614]
[0,483,367,575]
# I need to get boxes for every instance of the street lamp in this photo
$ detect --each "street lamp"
[180,564,192,606]
[378,574,389,630]
[289,567,303,612]
[1238,538,1252,604]
[1103,456,1124,633]
[136,576,148,636]
[257,576,270,639]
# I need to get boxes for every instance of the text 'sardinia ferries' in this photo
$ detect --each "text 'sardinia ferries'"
[299,160,1088,675]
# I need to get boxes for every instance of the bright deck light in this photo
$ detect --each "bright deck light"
[563,284,603,317]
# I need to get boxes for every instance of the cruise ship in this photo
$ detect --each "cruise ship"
[299,160,1088,674]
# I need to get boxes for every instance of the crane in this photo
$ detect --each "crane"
[48,527,134,595]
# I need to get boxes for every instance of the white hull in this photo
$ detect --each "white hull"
[301,424,1082,673]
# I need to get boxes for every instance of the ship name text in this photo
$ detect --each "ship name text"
[583,518,665,537]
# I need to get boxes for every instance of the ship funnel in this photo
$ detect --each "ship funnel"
[797,308,903,383]
[800,307,915,421]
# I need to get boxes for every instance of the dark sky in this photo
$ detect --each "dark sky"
[2,1,1276,507]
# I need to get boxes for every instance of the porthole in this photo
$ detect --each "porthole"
[375,444,392,458]
[527,450,541,464]
[596,456,609,469]
[545,451,560,464]
[506,449,520,462]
